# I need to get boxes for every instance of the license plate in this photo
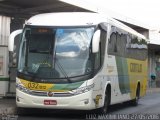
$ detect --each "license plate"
[44,100,57,105]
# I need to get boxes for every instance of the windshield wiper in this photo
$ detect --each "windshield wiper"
[55,58,72,83]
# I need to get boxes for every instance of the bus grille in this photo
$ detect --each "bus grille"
[30,91,74,97]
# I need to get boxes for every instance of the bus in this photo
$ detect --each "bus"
[9,12,148,114]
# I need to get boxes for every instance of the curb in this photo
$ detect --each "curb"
[0,107,16,115]
[146,88,160,94]
[0,98,16,115]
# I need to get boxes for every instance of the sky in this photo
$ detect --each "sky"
[87,0,160,29]
[61,0,160,30]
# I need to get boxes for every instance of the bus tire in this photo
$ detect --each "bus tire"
[131,84,140,106]
[98,87,110,114]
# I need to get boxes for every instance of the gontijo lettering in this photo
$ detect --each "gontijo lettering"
[130,63,142,73]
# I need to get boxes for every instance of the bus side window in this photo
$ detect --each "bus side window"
[108,32,117,55]
[94,30,107,71]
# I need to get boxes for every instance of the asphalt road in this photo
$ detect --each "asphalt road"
[17,92,160,120]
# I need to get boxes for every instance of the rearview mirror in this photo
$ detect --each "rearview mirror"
[150,74,156,80]
[92,30,101,53]
[8,29,22,52]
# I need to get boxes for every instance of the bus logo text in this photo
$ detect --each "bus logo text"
[130,63,142,73]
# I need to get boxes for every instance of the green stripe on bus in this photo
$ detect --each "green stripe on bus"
[49,81,84,91]
[0,78,9,81]
[116,57,130,94]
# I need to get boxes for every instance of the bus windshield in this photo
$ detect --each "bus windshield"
[18,26,95,80]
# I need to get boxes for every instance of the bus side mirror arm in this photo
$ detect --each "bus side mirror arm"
[92,30,101,53]
[8,29,22,52]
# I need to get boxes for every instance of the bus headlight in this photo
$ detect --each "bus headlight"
[16,83,30,94]
[72,84,94,95]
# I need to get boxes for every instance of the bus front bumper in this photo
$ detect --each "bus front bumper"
[16,89,96,110]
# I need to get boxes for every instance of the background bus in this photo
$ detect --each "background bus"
[9,12,148,114]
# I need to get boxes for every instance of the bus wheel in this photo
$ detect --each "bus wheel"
[131,84,140,106]
[98,90,110,114]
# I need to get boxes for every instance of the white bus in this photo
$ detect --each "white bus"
[9,12,148,114]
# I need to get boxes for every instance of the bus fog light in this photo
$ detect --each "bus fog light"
[17,96,20,102]
[84,99,89,104]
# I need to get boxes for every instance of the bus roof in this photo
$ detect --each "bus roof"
[26,12,146,40]
[26,12,107,26]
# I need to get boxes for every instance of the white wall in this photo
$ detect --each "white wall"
[149,30,160,45]
[0,16,10,46]
[0,15,11,96]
